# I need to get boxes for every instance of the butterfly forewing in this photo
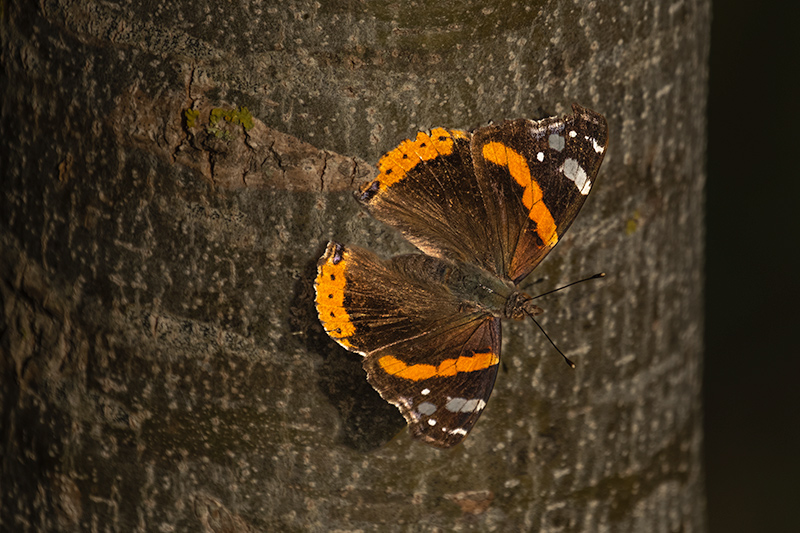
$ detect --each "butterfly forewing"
[315,242,502,447]
[471,104,608,282]
[363,317,501,448]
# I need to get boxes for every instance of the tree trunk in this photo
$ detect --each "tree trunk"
[1,1,708,531]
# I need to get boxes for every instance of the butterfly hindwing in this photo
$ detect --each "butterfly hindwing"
[315,242,479,354]
[356,128,501,276]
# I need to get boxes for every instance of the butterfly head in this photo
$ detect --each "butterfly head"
[504,291,543,321]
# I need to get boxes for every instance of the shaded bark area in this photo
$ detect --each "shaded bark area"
[1,1,708,531]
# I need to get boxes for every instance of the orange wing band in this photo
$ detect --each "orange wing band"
[482,142,559,246]
[378,351,499,381]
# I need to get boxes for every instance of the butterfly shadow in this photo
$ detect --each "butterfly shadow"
[290,243,406,452]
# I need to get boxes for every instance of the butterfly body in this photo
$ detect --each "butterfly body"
[393,252,541,320]
[315,104,608,448]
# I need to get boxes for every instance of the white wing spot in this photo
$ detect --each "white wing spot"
[427,419,437,426]
[446,397,487,413]
[449,428,468,436]
[548,133,565,151]
[463,399,486,412]
[569,130,578,138]
[537,151,545,162]
[561,158,592,195]
[445,397,467,412]
[421,388,430,395]
[417,402,437,415]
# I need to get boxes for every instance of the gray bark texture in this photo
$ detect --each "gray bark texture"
[1,1,708,531]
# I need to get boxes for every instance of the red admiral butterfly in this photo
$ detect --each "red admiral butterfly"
[315,104,608,448]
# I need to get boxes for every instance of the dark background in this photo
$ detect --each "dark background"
[705,2,800,532]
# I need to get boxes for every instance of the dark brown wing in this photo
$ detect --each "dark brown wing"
[362,316,500,449]
[471,104,608,283]
[355,128,502,276]
[314,242,501,448]
[356,105,608,284]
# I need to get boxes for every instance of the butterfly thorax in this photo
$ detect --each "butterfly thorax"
[393,254,542,321]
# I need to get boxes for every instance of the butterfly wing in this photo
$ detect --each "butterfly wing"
[356,127,502,276]
[314,242,501,448]
[362,315,500,449]
[471,104,608,283]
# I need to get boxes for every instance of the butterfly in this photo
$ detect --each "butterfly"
[315,104,608,448]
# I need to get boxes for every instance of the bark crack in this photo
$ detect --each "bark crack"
[319,151,329,192]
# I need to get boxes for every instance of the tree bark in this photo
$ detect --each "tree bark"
[1,1,708,531]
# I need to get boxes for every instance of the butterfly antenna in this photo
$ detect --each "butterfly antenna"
[525,311,576,369]
[532,272,605,300]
